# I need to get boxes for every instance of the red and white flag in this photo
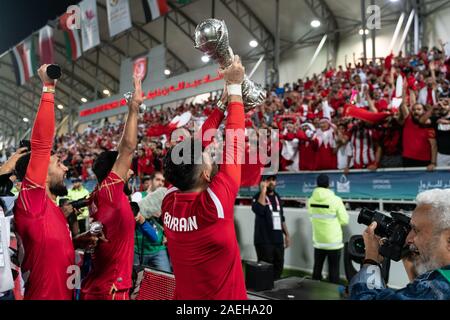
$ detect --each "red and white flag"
[11,38,37,85]
[60,13,82,61]
[38,26,54,65]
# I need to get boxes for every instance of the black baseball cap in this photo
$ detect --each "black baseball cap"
[317,174,330,188]
[262,174,277,181]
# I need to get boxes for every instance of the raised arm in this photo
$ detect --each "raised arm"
[398,79,410,125]
[25,65,57,186]
[112,76,142,181]
[220,56,245,187]
[196,89,227,148]
[365,87,378,113]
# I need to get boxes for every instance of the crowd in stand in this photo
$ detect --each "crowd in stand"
[2,44,450,182]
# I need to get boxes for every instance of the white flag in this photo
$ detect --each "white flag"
[107,0,132,37]
[80,0,100,52]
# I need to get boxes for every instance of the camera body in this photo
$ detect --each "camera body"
[357,208,411,261]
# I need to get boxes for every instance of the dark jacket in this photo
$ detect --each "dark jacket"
[251,191,285,245]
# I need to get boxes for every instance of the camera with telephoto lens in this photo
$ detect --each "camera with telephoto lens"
[356,208,412,261]
[69,198,90,211]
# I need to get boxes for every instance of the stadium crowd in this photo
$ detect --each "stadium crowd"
[32,45,450,182]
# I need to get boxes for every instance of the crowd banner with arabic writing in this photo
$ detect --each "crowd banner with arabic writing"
[238,168,450,201]
[78,49,224,123]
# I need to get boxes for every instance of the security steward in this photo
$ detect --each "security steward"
[307,174,349,284]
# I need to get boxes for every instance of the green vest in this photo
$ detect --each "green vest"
[307,188,349,250]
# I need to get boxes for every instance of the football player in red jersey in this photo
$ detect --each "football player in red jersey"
[81,76,143,300]
[14,65,100,300]
[162,56,247,300]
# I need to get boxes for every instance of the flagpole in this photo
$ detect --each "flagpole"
[387,12,405,53]
[304,34,328,78]
[397,10,415,54]
[248,55,265,79]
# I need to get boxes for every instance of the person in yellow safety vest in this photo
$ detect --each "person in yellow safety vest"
[67,177,90,233]
[307,173,349,284]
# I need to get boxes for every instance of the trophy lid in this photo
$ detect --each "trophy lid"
[194,19,228,51]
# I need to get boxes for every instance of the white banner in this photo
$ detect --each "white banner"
[106,0,132,38]
[80,0,101,52]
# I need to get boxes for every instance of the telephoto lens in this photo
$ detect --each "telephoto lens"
[357,208,392,237]
[357,208,411,261]
[46,64,62,80]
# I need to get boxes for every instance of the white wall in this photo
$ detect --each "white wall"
[278,6,450,85]
[426,6,450,48]
[234,206,410,289]
[279,45,328,84]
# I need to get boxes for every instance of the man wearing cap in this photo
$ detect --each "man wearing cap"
[307,174,349,284]
[252,175,291,280]
[67,177,90,233]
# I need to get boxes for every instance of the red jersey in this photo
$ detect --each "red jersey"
[14,179,75,300]
[162,173,247,300]
[13,89,74,300]
[402,115,434,161]
[81,171,135,297]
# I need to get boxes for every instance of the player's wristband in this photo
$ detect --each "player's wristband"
[42,86,55,94]
[227,84,242,97]
[217,100,226,112]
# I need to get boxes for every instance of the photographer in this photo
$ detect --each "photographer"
[59,198,79,237]
[67,177,90,233]
[349,189,450,300]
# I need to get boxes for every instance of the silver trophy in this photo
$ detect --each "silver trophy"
[194,19,266,111]
[87,221,103,253]
[124,92,147,113]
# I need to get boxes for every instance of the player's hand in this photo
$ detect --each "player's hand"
[129,76,143,113]
[73,231,108,251]
[38,64,55,86]
[221,55,245,85]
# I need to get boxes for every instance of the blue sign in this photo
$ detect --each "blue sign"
[239,169,450,200]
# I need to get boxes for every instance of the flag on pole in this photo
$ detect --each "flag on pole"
[60,13,82,61]
[38,26,54,65]
[80,0,101,52]
[142,0,169,22]
[106,0,132,37]
[11,38,37,86]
